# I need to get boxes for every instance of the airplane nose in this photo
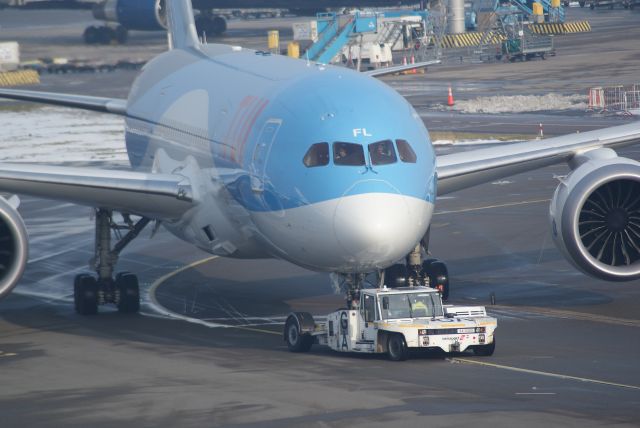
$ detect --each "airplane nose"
[333,180,423,269]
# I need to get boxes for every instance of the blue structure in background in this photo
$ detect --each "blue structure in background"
[306,10,430,64]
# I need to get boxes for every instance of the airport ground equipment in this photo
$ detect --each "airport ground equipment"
[588,0,625,8]
[301,10,436,66]
[284,286,497,361]
[0,69,39,87]
[529,21,591,35]
[499,25,554,61]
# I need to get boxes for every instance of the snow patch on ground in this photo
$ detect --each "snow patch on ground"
[0,106,126,162]
[449,93,588,114]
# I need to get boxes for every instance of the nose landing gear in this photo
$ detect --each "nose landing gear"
[383,241,450,301]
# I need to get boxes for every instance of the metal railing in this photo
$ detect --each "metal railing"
[588,85,640,115]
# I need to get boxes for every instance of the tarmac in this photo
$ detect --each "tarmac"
[0,6,639,428]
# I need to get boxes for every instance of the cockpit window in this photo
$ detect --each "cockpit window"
[333,142,365,166]
[303,142,329,167]
[396,139,417,163]
[368,140,397,166]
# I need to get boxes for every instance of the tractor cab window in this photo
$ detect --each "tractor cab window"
[333,142,365,166]
[396,139,417,163]
[380,292,443,320]
[303,142,329,167]
[368,140,397,166]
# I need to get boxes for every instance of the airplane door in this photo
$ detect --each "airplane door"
[359,293,377,345]
[250,118,282,192]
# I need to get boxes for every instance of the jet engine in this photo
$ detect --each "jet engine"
[93,0,167,31]
[0,196,28,300]
[550,148,640,281]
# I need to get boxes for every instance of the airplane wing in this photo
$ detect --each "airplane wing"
[0,89,197,220]
[0,163,194,220]
[365,60,441,78]
[436,121,640,195]
[0,88,126,115]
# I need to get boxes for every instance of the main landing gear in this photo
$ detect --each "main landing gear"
[74,209,150,315]
[83,25,128,45]
[194,12,227,38]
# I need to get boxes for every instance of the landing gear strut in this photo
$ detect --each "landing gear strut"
[74,209,150,315]
[383,230,450,301]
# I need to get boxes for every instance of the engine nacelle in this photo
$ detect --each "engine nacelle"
[550,148,640,281]
[0,196,29,300]
[93,0,167,31]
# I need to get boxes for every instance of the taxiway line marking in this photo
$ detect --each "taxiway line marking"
[453,358,640,391]
[434,199,550,215]
[515,392,556,395]
[491,305,640,328]
[146,257,281,336]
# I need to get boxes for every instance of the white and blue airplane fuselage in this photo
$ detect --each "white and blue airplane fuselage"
[125,45,435,273]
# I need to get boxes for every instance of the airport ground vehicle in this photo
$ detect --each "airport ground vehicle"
[284,287,497,361]
[498,27,554,62]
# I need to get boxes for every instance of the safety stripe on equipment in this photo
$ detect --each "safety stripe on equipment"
[441,31,506,48]
[530,21,591,35]
[0,70,40,87]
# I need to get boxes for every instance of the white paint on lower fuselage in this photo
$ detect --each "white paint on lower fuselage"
[251,193,433,273]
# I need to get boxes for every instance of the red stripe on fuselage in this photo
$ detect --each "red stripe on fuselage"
[234,99,269,164]
[222,95,256,162]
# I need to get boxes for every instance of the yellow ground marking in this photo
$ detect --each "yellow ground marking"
[0,351,17,358]
[492,305,640,328]
[453,358,640,391]
[434,198,550,215]
[147,256,281,336]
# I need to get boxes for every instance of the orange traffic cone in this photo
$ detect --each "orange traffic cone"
[447,86,455,107]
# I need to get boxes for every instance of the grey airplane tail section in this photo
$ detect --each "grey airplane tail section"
[167,0,200,50]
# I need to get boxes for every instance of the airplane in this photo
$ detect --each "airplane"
[85,0,424,44]
[1,0,640,318]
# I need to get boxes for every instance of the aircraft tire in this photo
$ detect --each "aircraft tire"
[96,27,115,45]
[385,264,408,288]
[83,26,99,44]
[211,16,227,35]
[74,274,99,315]
[115,25,128,44]
[116,272,140,314]
[423,260,450,301]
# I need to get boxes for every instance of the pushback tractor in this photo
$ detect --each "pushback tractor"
[284,286,497,361]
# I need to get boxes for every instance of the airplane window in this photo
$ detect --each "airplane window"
[396,139,417,163]
[333,142,365,166]
[368,140,397,166]
[303,142,329,167]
